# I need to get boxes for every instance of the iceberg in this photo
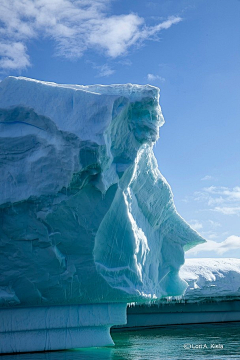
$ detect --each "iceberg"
[0,76,205,352]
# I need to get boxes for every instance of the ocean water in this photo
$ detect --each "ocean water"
[1,322,240,360]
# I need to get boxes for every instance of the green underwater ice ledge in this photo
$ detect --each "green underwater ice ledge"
[0,77,205,352]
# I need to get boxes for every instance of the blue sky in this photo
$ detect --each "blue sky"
[0,0,239,258]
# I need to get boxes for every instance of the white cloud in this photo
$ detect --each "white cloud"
[213,206,240,215]
[200,231,218,240]
[204,186,240,199]
[88,14,144,58]
[201,175,213,181]
[95,64,115,77]
[193,186,240,216]
[0,42,30,70]
[187,235,240,256]
[189,219,203,231]
[147,73,165,82]
[208,220,221,228]
[143,16,182,35]
[0,0,182,71]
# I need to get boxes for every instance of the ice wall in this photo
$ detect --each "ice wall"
[0,76,205,308]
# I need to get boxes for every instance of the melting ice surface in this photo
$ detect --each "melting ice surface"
[0,76,205,307]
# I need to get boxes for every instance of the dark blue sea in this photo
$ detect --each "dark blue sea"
[2,322,240,360]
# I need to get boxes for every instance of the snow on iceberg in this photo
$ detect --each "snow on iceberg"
[180,258,240,302]
[0,76,205,308]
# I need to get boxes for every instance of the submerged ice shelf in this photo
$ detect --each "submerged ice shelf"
[0,76,205,352]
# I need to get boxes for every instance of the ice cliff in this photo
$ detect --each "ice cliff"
[0,76,205,308]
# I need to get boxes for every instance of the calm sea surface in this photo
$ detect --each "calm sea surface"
[2,322,240,360]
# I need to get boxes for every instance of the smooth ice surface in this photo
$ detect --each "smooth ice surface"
[180,258,240,301]
[0,76,205,307]
[0,303,127,353]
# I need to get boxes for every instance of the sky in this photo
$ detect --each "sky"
[0,0,240,258]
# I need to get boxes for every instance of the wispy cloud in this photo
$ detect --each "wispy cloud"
[201,175,214,181]
[213,206,240,215]
[199,230,220,240]
[0,42,30,70]
[95,64,115,77]
[208,220,221,228]
[187,235,240,256]
[0,0,182,71]
[147,73,165,82]
[204,186,240,199]
[193,186,240,216]
[189,219,203,231]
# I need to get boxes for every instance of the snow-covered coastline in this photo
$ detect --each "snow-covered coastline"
[181,258,240,302]
[113,258,240,331]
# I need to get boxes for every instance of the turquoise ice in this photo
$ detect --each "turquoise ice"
[0,76,205,308]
